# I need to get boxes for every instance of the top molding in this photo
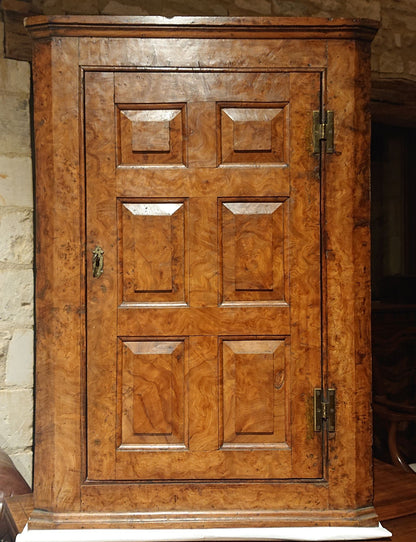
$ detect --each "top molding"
[24,15,378,41]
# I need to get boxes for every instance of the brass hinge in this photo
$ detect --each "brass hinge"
[314,388,336,432]
[313,111,334,154]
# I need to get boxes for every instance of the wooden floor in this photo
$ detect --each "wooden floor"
[373,459,416,541]
[4,460,416,541]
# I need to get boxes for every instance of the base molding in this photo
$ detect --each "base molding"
[28,506,380,530]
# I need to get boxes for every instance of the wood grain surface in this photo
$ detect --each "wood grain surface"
[26,17,378,529]
[85,67,322,484]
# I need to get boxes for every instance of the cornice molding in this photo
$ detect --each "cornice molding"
[24,15,379,42]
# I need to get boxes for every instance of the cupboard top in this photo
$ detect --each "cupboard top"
[24,15,378,41]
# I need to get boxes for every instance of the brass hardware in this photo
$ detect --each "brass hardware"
[314,388,336,432]
[92,246,104,278]
[313,110,334,154]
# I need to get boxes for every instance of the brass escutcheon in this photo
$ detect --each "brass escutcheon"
[92,246,104,278]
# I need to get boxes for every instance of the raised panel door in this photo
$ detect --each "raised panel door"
[86,69,322,482]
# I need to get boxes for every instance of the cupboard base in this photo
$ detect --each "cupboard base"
[28,507,380,530]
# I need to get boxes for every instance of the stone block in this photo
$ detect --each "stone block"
[62,0,99,14]
[158,1,227,16]
[0,209,33,265]
[6,328,34,387]
[380,50,405,74]
[0,93,31,157]
[352,0,381,19]
[100,0,148,15]
[30,0,59,15]
[0,57,30,95]
[235,0,271,15]
[271,0,381,19]
[271,1,313,16]
[0,330,12,385]
[403,31,415,48]
[0,268,34,326]
[0,389,33,450]
[0,156,33,207]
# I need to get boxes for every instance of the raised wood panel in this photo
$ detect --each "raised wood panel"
[119,201,187,306]
[117,105,186,166]
[221,339,287,448]
[221,200,287,304]
[235,210,274,291]
[219,104,288,165]
[119,339,187,449]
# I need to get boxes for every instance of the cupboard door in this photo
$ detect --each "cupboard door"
[86,70,322,481]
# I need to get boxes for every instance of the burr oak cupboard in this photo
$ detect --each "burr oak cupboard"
[25,16,378,530]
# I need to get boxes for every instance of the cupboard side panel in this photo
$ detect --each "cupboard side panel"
[325,40,374,513]
[33,37,83,512]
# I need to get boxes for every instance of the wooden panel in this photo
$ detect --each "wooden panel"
[234,344,274,434]
[235,211,273,291]
[219,104,288,165]
[116,168,290,199]
[119,339,187,449]
[187,102,217,168]
[128,113,171,152]
[221,200,287,305]
[115,73,290,104]
[80,36,329,69]
[221,339,286,447]
[284,72,322,479]
[117,306,290,336]
[325,40,374,510]
[188,197,219,308]
[117,105,186,166]
[31,38,84,512]
[85,69,322,484]
[84,68,323,487]
[77,481,374,527]
[86,71,118,482]
[120,201,187,305]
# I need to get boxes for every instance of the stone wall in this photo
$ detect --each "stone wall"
[0,0,415,486]
[0,20,33,486]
